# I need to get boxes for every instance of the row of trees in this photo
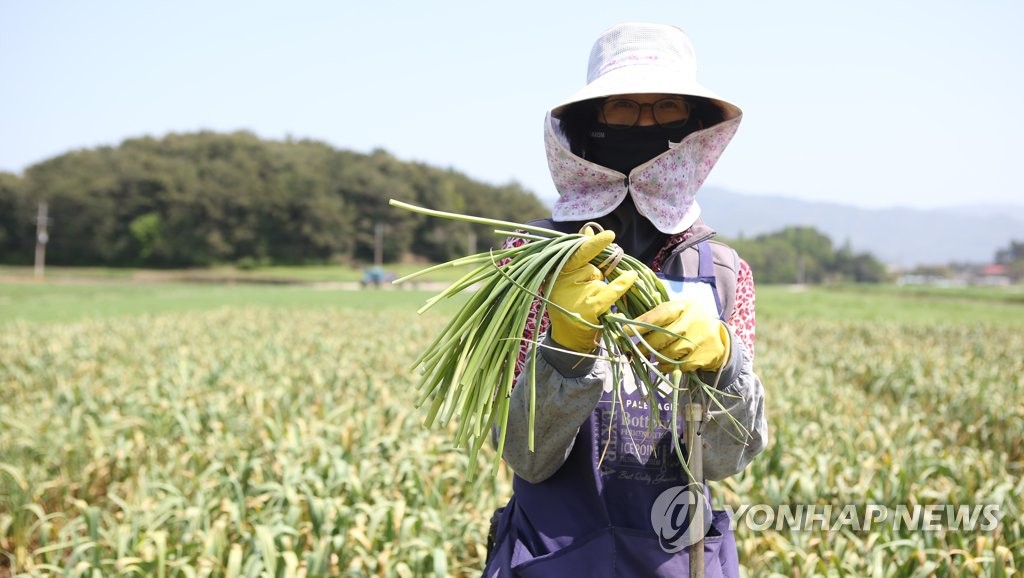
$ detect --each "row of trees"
[900,240,1023,283]
[0,131,548,267]
[726,227,889,284]
[1,130,894,283]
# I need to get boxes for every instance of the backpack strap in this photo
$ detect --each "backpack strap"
[674,240,740,321]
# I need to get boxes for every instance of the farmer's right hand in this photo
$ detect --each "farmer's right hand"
[548,229,637,353]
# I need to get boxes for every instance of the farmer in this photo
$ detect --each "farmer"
[483,23,768,576]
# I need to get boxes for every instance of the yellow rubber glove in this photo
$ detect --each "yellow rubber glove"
[631,298,731,373]
[548,230,638,353]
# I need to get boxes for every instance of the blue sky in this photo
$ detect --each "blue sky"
[1,0,1021,210]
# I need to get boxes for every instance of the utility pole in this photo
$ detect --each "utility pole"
[467,229,477,255]
[374,222,384,267]
[34,202,49,281]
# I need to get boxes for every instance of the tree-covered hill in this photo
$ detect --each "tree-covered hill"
[723,226,889,284]
[0,131,550,267]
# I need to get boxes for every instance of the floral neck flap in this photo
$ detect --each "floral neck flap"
[544,113,742,234]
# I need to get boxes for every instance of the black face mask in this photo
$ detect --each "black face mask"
[584,124,689,175]
[566,123,699,263]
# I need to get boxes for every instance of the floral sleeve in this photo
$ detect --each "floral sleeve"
[727,258,756,361]
[500,235,549,384]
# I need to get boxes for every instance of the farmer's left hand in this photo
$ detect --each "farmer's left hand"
[631,299,730,373]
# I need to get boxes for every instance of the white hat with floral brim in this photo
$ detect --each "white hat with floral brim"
[550,23,741,119]
[546,22,743,235]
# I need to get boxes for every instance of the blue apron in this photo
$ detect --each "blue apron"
[484,241,740,577]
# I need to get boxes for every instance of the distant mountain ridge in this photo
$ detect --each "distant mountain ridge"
[693,188,1024,268]
[952,203,1024,224]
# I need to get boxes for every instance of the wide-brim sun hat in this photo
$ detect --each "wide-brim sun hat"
[550,22,742,120]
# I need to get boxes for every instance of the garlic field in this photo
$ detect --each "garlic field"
[1,295,1022,576]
